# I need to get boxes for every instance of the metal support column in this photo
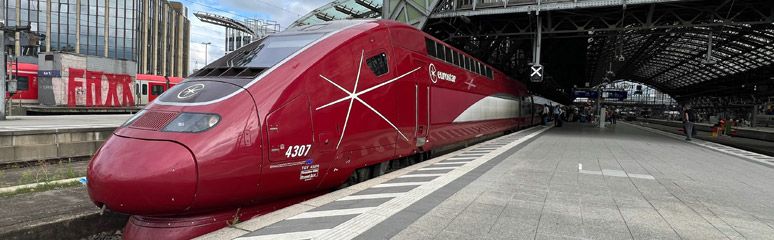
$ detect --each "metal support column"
[1,0,6,120]
[598,88,604,128]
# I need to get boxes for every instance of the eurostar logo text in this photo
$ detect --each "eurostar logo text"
[428,63,456,83]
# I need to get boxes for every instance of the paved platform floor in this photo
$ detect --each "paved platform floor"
[0,115,130,132]
[630,120,774,157]
[201,122,774,240]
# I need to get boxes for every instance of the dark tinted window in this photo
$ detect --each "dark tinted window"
[16,76,29,91]
[445,47,453,63]
[453,52,460,66]
[486,67,493,79]
[437,45,446,60]
[425,38,436,57]
[213,33,325,69]
[142,84,148,95]
[151,85,165,96]
[157,81,243,104]
[366,53,389,76]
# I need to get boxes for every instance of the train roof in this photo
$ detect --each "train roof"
[6,62,38,71]
[136,74,184,83]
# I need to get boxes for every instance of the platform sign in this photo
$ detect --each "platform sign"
[38,70,61,77]
[603,91,627,100]
[530,65,543,82]
[573,90,598,99]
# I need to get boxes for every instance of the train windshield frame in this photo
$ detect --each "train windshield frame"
[223,33,326,68]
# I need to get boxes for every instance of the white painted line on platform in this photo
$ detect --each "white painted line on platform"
[578,163,654,180]
[417,167,459,171]
[464,151,491,153]
[371,182,426,188]
[315,126,551,240]
[579,169,602,175]
[602,169,628,178]
[337,193,403,201]
[476,148,497,150]
[445,157,476,161]
[458,153,484,156]
[286,207,375,220]
[434,162,467,166]
[238,229,331,240]
[398,174,445,178]
[628,173,656,180]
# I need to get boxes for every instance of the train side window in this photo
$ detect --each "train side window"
[151,85,165,96]
[453,52,460,66]
[366,53,389,77]
[445,47,453,63]
[16,76,29,91]
[486,67,493,79]
[142,84,148,96]
[437,45,446,61]
[425,38,436,57]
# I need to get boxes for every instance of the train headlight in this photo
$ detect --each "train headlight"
[161,113,221,133]
[122,110,147,127]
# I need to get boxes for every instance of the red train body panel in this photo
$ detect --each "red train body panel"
[3,64,181,105]
[135,74,183,104]
[87,20,540,239]
[5,63,39,103]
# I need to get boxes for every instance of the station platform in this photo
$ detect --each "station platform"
[0,115,130,164]
[630,120,774,157]
[642,118,774,142]
[0,115,129,132]
[199,122,774,240]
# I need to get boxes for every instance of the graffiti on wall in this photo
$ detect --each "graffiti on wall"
[66,68,135,107]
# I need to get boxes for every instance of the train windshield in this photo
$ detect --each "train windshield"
[223,33,325,68]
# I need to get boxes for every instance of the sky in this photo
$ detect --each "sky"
[183,0,333,73]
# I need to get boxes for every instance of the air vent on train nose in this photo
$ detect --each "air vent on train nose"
[190,67,265,78]
[129,111,179,131]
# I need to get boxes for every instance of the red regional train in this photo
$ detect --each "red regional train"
[87,19,549,239]
[4,62,182,105]
[4,63,38,103]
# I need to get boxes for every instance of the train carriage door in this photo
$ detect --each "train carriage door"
[415,59,429,149]
[259,94,324,199]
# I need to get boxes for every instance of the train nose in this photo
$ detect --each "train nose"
[87,135,197,216]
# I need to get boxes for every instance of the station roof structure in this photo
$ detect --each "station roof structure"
[380,0,774,107]
[288,0,382,29]
[298,0,774,107]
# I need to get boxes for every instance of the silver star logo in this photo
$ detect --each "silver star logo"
[428,63,438,83]
[177,84,205,99]
[316,50,421,149]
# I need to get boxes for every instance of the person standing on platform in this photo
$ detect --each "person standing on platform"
[541,104,549,127]
[684,104,697,141]
[553,105,563,127]
[611,109,617,124]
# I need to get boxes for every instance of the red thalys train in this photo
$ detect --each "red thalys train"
[87,20,551,239]
[4,62,182,105]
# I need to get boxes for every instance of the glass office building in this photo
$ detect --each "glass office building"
[2,0,190,77]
